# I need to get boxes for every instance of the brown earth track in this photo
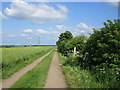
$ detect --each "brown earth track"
[44,52,67,88]
[2,49,53,88]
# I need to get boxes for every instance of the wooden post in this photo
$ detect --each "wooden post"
[74,47,76,56]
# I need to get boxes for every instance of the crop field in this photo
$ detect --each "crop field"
[1,46,54,79]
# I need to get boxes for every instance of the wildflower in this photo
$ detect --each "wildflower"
[103,71,105,73]
[116,72,119,74]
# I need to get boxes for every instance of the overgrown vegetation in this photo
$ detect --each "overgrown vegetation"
[57,19,120,88]
[2,46,54,79]
[58,53,106,88]
[11,50,54,88]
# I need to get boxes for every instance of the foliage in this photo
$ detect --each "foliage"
[11,51,54,88]
[82,19,120,69]
[57,19,120,88]
[65,35,87,56]
[58,53,105,88]
[56,31,73,56]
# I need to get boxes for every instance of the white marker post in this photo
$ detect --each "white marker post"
[74,47,76,56]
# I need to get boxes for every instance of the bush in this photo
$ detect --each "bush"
[82,19,120,69]
[65,35,87,56]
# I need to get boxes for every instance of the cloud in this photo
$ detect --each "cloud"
[36,29,50,34]
[23,29,33,33]
[57,5,68,14]
[0,11,7,19]
[0,31,3,34]
[26,37,32,39]
[80,30,85,33]
[77,23,93,33]
[36,29,60,36]
[73,23,94,36]
[9,34,15,37]
[49,25,69,31]
[20,33,29,37]
[4,0,68,24]
[55,25,68,30]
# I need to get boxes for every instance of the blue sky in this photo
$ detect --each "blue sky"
[0,0,118,45]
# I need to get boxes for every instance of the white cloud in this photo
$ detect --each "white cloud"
[73,23,94,36]
[57,5,68,14]
[26,37,32,39]
[77,23,93,33]
[55,25,68,30]
[9,34,15,37]
[36,29,60,37]
[0,31,3,34]
[0,11,7,19]
[20,33,29,37]
[4,0,68,24]
[49,25,69,31]
[77,23,88,29]
[80,30,85,33]
[36,29,50,34]
[23,29,33,33]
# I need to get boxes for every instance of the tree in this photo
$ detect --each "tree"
[56,31,73,56]
[82,19,120,69]
[65,35,87,56]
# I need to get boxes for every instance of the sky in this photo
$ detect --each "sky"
[0,0,118,45]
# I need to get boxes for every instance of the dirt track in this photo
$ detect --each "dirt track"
[2,50,53,88]
[44,52,66,88]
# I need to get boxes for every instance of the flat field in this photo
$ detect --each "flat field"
[1,46,54,79]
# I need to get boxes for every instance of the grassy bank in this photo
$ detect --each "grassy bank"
[58,53,106,88]
[2,46,54,79]
[11,50,54,88]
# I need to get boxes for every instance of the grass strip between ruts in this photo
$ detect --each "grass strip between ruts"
[10,50,54,88]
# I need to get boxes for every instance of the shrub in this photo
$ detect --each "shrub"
[65,35,87,56]
[82,19,120,69]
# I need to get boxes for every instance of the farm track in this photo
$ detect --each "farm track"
[2,49,53,88]
[44,52,66,88]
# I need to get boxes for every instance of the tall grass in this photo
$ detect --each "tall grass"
[58,53,120,88]
[11,51,54,88]
[2,46,54,79]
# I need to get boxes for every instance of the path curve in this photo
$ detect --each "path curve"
[44,52,66,88]
[2,49,53,88]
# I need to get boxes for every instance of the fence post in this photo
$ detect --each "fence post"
[74,47,76,56]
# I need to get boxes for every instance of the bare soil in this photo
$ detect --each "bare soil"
[44,52,67,88]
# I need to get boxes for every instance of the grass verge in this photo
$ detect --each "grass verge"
[11,50,54,88]
[58,53,106,88]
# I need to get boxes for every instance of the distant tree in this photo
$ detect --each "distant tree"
[56,31,73,56]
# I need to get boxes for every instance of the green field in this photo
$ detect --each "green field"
[1,46,54,79]
[11,50,54,88]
